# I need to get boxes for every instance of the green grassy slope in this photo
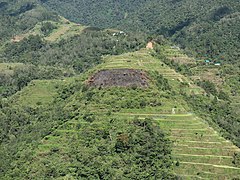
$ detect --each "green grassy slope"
[11,80,63,107]
[9,48,240,179]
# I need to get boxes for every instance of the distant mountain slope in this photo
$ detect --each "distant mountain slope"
[0,0,58,42]
[41,0,240,64]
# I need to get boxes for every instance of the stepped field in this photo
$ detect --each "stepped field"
[120,113,240,179]
[96,48,204,96]
[14,48,240,179]
[11,16,86,43]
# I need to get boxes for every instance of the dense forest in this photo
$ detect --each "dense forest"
[42,0,240,64]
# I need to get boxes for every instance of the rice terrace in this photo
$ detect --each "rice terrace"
[88,69,149,87]
[1,1,240,179]
[11,48,239,179]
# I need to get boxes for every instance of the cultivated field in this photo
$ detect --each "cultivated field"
[14,48,240,179]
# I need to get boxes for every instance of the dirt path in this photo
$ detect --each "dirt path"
[180,161,240,170]
[176,154,233,158]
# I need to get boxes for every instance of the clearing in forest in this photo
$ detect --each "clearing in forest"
[88,69,149,87]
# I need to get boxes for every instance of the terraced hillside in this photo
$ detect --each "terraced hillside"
[96,49,240,178]
[126,113,240,179]
[13,48,239,179]
[97,48,204,95]
[159,45,240,147]
[11,16,86,43]
[10,80,65,107]
[13,49,240,179]
[32,112,240,179]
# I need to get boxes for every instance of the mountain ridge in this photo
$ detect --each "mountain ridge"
[41,0,240,64]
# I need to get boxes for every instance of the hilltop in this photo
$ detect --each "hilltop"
[1,47,240,179]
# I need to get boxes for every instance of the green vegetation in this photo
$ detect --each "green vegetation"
[156,45,240,148]
[0,74,177,179]
[1,26,146,98]
[25,116,175,179]
[0,63,74,97]
[11,17,87,42]
[42,0,240,64]
[0,1,240,179]
[0,0,58,41]
[1,46,240,179]
[2,30,146,70]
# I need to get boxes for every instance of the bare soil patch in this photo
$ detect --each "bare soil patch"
[88,69,149,87]
[11,35,24,43]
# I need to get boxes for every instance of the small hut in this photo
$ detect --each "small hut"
[146,41,154,49]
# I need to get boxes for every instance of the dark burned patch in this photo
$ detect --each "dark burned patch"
[88,69,149,88]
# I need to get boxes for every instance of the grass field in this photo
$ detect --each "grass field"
[11,78,74,107]
[11,80,61,107]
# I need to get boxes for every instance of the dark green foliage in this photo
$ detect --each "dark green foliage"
[1,29,145,98]
[5,35,45,57]
[149,71,171,91]
[40,22,57,35]
[9,2,36,16]
[211,6,232,21]
[197,80,218,96]
[233,152,240,167]
[0,65,74,98]
[67,117,175,179]
[0,99,69,178]
[218,90,230,101]
[42,0,240,64]
[184,94,240,147]
[3,31,146,72]
[0,2,8,10]
[0,72,176,179]
[0,0,58,41]
[0,1,239,178]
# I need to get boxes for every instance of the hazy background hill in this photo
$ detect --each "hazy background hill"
[42,0,240,64]
[0,0,58,42]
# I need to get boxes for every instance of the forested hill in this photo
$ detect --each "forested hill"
[42,0,240,64]
[0,0,58,41]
